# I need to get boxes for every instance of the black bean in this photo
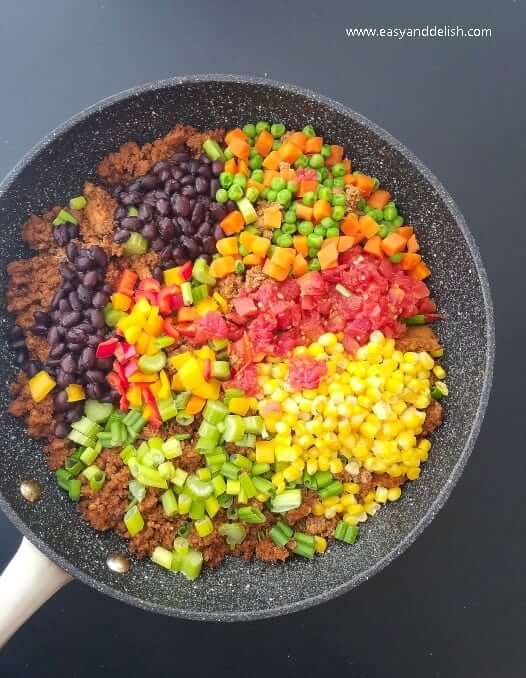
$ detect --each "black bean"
[53,422,69,438]
[58,300,72,315]
[192,202,206,225]
[53,224,69,247]
[74,256,91,272]
[65,407,81,423]
[90,246,108,268]
[151,237,165,252]
[181,236,198,259]
[140,174,157,191]
[77,285,93,305]
[86,382,101,399]
[140,222,155,240]
[159,169,171,183]
[153,160,170,174]
[121,216,142,232]
[96,357,113,371]
[86,369,106,383]
[59,262,76,279]
[114,228,130,244]
[195,177,209,195]
[160,246,173,262]
[226,200,237,212]
[181,174,195,187]
[88,309,105,328]
[115,206,127,220]
[211,160,224,177]
[172,168,184,181]
[209,202,227,222]
[49,342,66,359]
[152,266,163,282]
[202,236,217,254]
[32,324,49,336]
[164,179,180,194]
[68,224,80,240]
[60,353,77,373]
[198,165,212,180]
[128,180,142,193]
[174,195,191,217]
[66,242,78,261]
[54,390,69,412]
[172,152,190,163]
[198,223,211,238]
[87,334,100,347]
[61,311,81,328]
[8,325,24,341]
[66,327,87,343]
[27,361,40,378]
[79,346,96,370]
[210,178,220,198]
[213,225,224,241]
[68,291,82,311]
[92,292,109,309]
[121,191,142,206]
[68,342,84,353]
[181,185,196,198]
[138,203,152,221]
[143,192,158,207]
[172,247,185,265]
[102,283,113,295]
[156,198,170,216]
[47,326,60,345]
[15,350,28,366]
[158,218,175,240]
[33,311,51,326]
[83,271,99,288]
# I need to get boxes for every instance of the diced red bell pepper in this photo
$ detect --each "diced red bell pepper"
[163,317,180,340]
[142,386,161,428]
[180,261,193,281]
[123,358,138,379]
[170,292,184,311]
[114,341,137,363]
[232,297,258,317]
[203,359,211,381]
[138,277,161,293]
[95,337,119,359]
[158,285,182,316]
[134,289,158,305]
[177,322,196,338]
[119,394,129,411]
[107,371,126,396]
[112,360,128,385]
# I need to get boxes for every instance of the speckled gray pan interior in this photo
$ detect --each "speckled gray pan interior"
[0,75,494,621]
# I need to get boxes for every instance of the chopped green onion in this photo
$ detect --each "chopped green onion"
[129,480,146,502]
[269,525,289,547]
[179,550,203,581]
[120,445,136,464]
[203,138,225,162]
[89,470,106,491]
[318,480,343,500]
[205,495,220,518]
[238,473,257,499]
[69,195,87,210]
[238,506,265,524]
[124,505,144,536]
[276,521,293,539]
[178,521,191,538]
[334,521,359,544]
[270,489,302,513]
[64,456,84,477]
[162,437,182,459]
[178,493,192,514]
[186,475,214,499]
[189,499,205,520]
[173,391,191,411]
[314,470,333,489]
[191,284,209,303]
[252,476,274,496]
[220,462,240,480]
[52,208,78,226]
[157,398,178,422]
[195,516,214,537]
[160,489,178,517]
[68,478,81,501]
[174,433,191,441]
[252,463,271,476]
[211,360,231,380]
[212,475,227,496]
[231,454,252,471]
[172,468,188,488]
[151,546,173,570]
[175,414,194,426]
[128,459,168,489]
[218,522,246,546]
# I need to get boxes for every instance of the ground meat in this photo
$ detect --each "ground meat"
[189,522,229,568]
[372,473,406,489]
[106,250,160,283]
[255,538,290,563]
[97,123,197,184]
[178,444,203,473]
[24,334,49,363]
[304,515,338,538]
[357,469,374,501]
[283,490,317,526]
[344,185,361,211]
[232,525,261,561]
[422,400,444,436]
[216,273,243,305]
[80,182,120,254]
[7,251,62,330]
[395,325,442,353]
[8,373,54,439]
[44,438,71,471]
[21,207,60,251]
[244,265,267,292]
[79,452,130,531]
[185,128,225,157]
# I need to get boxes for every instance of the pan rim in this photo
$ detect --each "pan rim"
[0,73,495,621]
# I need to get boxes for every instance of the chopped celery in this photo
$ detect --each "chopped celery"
[181,281,193,306]
[151,546,173,570]
[178,493,192,514]
[252,476,274,495]
[238,506,265,524]
[231,454,252,471]
[223,415,245,442]
[158,398,178,422]
[194,516,213,537]
[203,400,229,424]
[191,284,209,303]
[203,138,225,161]
[68,479,81,501]
[84,400,114,423]
[161,489,179,517]
[238,473,257,499]
[189,499,205,520]
[192,258,216,285]
[172,468,188,488]
[158,461,176,479]
[243,415,264,434]
[162,437,182,459]
[211,360,231,380]
[174,391,191,411]
[252,463,271,476]
[71,416,101,437]
[236,197,257,224]
[123,232,148,256]
[270,489,302,513]
[179,550,203,581]
[205,495,220,518]
[186,475,214,499]
[211,475,227,496]
[68,429,95,448]
[138,351,167,374]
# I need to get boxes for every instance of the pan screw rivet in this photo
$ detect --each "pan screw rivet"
[106,553,131,573]
[20,480,42,503]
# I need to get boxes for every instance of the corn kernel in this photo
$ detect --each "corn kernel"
[314,536,327,553]
[312,502,324,516]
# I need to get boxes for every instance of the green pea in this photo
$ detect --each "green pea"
[319,167,329,181]
[321,144,332,158]
[271,123,286,138]
[313,225,326,237]
[287,180,299,194]
[260,188,269,200]
[332,205,345,221]
[317,186,332,202]
[267,189,278,202]
[332,193,346,207]
[368,208,383,222]
[256,121,270,133]
[228,184,244,201]
[392,216,404,228]
[233,173,247,188]
[298,221,314,236]
[243,123,256,138]
[285,210,297,224]
[249,147,259,158]
[251,169,264,183]
[272,140,282,151]
[246,187,259,203]
[302,191,316,207]
[331,162,346,177]
[326,227,340,238]
[248,154,263,170]
[378,224,389,238]
[362,203,371,213]
[309,154,324,169]
[238,243,249,257]
[219,172,234,189]
[333,176,345,188]
[272,229,283,244]
[271,177,286,192]
[224,147,234,160]
[321,217,335,230]
[302,125,316,138]
[276,233,293,247]
[282,222,297,235]
[294,155,309,168]
[309,258,321,271]
[390,253,403,263]
[277,189,292,206]
[322,177,334,188]
[383,205,398,222]
[357,199,367,211]
[215,188,228,203]
[308,247,319,258]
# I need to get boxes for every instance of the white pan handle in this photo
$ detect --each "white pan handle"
[0,537,72,648]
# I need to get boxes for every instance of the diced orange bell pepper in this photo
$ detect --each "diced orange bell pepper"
[326,145,344,166]
[251,235,271,257]
[224,158,238,175]
[262,151,280,171]
[287,131,307,151]
[271,247,296,269]
[255,129,274,156]
[237,159,249,177]
[116,269,138,296]
[305,136,323,153]
[292,253,308,277]
[220,210,245,235]
[381,232,407,257]
[410,261,431,280]
[407,234,420,253]
[363,235,384,258]
[263,206,282,229]
[228,136,250,160]
[263,259,289,281]
[243,253,263,266]
[278,142,302,164]
[111,292,132,312]
[312,199,332,223]
[216,237,239,256]
[293,235,309,256]
[209,256,236,278]
[344,173,357,186]
[318,241,339,270]
[295,203,313,221]
[177,307,198,323]
[355,175,374,197]
[239,231,256,251]
[225,128,247,145]
[337,235,355,252]
[397,226,414,242]
[263,169,280,186]
[367,189,391,209]
[298,179,318,197]
[359,214,379,239]
[341,213,360,237]
[401,253,422,271]
[185,395,206,415]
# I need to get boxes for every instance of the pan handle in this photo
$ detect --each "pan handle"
[0,537,72,648]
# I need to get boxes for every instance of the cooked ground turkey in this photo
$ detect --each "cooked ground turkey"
[216,273,243,305]
[21,207,60,251]
[304,515,338,538]
[344,185,361,211]
[124,488,182,558]
[96,124,224,185]
[283,490,317,526]
[104,250,160,285]
[244,265,267,292]
[79,451,130,531]
[395,325,442,353]
[255,538,290,563]
[422,400,444,436]
[44,438,71,471]
[8,373,54,439]
[80,182,121,255]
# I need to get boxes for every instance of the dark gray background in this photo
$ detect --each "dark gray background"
[0,1,523,676]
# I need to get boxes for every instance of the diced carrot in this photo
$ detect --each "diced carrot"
[326,145,344,167]
[209,256,236,278]
[287,132,307,151]
[228,136,250,161]
[116,269,138,296]
[293,235,309,256]
[341,213,360,237]
[344,173,357,186]
[262,151,280,171]
[358,214,379,239]
[239,231,256,251]
[401,253,422,271]
[295,203,313,221]
[337,236,355,252]
[407,234,420,253]
[363,235,384,258]
[225,128,247,145]
[177,307,198,323]
[312,199,332,223]
[381,232,407,257]
[342,158,352,173]
[216,237,239,256]
[411,261,431,280]
[318,241,339,269]
[278,142,302,164]
[397,226,414,242]
[271,247,295,269]
[220,210,245,235]
[292,253,308,277]
[255,129,274,157]
[263,259,289,281]
[243,254,263,266]
[298,179,318,197]
[224,158,237,175]
[185,395,206,415]
[251,235,271,257]
[305,136,323,153]
[367,189,391,209]
[247,178,264,192]
[355,174,374,197]
[263,206,282,229]
[237,159,249,177]
[320,237,339,249]
[280,167,296,182]
[263,169,280,187]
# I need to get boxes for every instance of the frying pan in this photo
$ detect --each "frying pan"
[0,75,494,642]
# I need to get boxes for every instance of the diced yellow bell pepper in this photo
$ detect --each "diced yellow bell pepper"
[126,384,143,408]
[193,378,220,401]
[149,379,161,396]
[255,440,275,464]
[195,298,219,316]
[143,404,154,421]
[144,337,159,356]
[111,292,132,312]
[171,373,184,391]
[28,371,56,403]
[128,372,158,383]
[163,267,183,286]
[248,397,259,411]
[195,346,216,361]
[136,331,151,355]
[229,397,250,415]
[185,395,206,415]
[66,384,85,402]
[124,325,142,344]
[146,307,163,337]
[168,351,192,370]
[178,358,206,391]
[213,292,228,313]
[158,370,171,400]
[133,297,151,316]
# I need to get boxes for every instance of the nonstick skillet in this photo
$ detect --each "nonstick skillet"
[0,75,494,642]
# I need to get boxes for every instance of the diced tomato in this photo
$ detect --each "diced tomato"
[123,358,138,379]
[107,371,126,395]
[134,289,158,305]
[232,297,258,317]
[228,363,259,396]
[95,337,119,359]
[138,277,161,293]
[288,356,327,390]
[178,323,196,338]
[119,394,129,411]
[163,317,180,340]
[142,386,161,428]
[180,261,193,281]
[114,342,136,363]
[158,285,182,315]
